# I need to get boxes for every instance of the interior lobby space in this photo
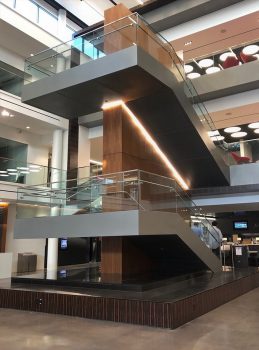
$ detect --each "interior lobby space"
[2,0,259,348]
[1,287,259,350]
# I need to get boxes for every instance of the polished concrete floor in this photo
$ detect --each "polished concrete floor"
[1,287,259,350]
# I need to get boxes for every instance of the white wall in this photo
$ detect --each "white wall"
[5,204,46,272]
[0,123,50,166]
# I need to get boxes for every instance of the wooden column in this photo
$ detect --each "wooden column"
[0,205,8,253]
[101,4,174,282]
[101,104,171,281]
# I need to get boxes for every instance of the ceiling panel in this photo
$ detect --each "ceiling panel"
[171,11,259,62]
[210,102,259,130]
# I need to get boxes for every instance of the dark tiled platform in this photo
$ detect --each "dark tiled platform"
[1,267,259,329]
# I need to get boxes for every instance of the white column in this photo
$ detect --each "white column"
[62,130,68,183]
[78,125,91,179]
[56,9,67,73]
[57,9,67,40]
[47,129,63,278]
[240,141,252,160]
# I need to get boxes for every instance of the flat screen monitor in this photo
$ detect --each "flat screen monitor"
[60,238,68,250]
[233,221,248,230]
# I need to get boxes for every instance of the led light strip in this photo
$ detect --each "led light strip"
[102,100,189,190]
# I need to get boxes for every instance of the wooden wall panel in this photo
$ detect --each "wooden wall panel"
[1,271,259,329]
[0,205,8,253]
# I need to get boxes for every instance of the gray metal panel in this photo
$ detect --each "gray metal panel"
[191,61,259,102]
[14,210,221,273]
[139,211,221,272]
[14,210,140,239]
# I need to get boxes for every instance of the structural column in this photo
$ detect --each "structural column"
[47,129,63,277]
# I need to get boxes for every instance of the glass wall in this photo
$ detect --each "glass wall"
[1,0,80,41]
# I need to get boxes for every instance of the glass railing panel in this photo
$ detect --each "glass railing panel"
[15,168,222,261]
[0,157,66,187]
[24,13,138,84]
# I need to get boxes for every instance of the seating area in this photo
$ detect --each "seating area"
[185,42,259,79]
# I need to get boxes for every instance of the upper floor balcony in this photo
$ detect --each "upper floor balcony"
[21,10,230,188]
[183,35,259,101]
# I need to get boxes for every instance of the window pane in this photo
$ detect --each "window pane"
[1,0,15,8]
[38,8,58,34]
[15,0,38,22]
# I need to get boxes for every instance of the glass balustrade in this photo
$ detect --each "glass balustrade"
[0,157,60,186]
[16,169,222,257]
[0,158,102,189]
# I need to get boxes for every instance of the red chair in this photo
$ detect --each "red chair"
[222,56,239,69]
[239,51,257,63]
[231,152,251,164]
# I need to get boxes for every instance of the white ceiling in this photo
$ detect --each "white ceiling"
[0,106,59,135]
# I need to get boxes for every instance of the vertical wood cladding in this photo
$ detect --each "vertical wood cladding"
[0,205,8,253]
[67,118,79,181]
[1,272,259,329]
[103,105,171,176]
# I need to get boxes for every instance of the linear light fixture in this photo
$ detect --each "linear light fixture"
[101,100,189,190]
[90,159,103,166]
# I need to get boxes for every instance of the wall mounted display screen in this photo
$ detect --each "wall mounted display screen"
[233,221,248,230]
[60,239,68,250]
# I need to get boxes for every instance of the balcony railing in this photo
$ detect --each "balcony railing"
[184,38,259,79]
[0,157,102,187]
[16,169,221,255]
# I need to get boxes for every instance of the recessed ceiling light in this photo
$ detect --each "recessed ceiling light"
[184,64,193,73]
[9,114,14,117]
[30,53,34,57]
[29,165,41,169]
[26,126,30,129]
[184,41,192,46]
[219,52,236,62]
[17,167,29,171]
[231,131,247,138]
[198,58,214,68]
[0,174,9,177]
[1,110,9,117]
[20,171,30,174]
[7,169,17,172]
[206,66,220,74]
[210,135,225,141]
[224,126,241,133]
[208,130,219,136]
[242,45,259,55]
[0,171,7,173]
[187,72,200,79]
[248,122,259,129]
[254,129,259,134]
[9,173,17,175]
